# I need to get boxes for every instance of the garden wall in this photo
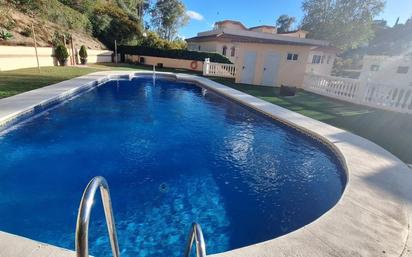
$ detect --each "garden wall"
[125,54,204,72]
[0,46,112,71]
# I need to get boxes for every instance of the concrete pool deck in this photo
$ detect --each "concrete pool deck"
[0,71,412,257]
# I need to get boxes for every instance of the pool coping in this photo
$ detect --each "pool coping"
[1,70,412,257]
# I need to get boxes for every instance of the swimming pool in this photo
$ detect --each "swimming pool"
[0,77,345,257]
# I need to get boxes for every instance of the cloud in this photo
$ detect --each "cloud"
[186,10,204,21]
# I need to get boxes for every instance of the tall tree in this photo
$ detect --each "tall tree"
[367,17,412,55]
[276,15,296,33]
[92,3,143,46]
[150,0,188,41]
[301,0,385,50]
[120,0,150,22]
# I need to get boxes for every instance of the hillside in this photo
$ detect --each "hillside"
[0,8,105,49]
[0,0,144,49]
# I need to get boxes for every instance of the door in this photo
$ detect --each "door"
[262,52,281,86]
[240,51,257,84]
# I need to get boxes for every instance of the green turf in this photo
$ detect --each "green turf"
[0,66,101,98]
[1,64,411,165]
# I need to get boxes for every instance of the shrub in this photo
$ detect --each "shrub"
[136,31,187,50]
[118,46,232,64]
[79,45,88,64]
[20,27,32,37]
[8,0,41,15]
[45,2,92,33]
[52,31,73,47]
[0,30,13,40]
[54,44,69,66]
[4,20,16,30]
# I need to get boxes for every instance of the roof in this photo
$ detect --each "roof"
[310,45,342,53]
[214,20,248,30]
[249,25,277,30]
[278,29,309,35]
[186,29,331,48]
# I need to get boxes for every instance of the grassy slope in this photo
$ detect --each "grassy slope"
[1,64,411,165]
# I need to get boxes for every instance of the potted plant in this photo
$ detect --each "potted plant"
[79,45,88,65]
[55,44,69,66]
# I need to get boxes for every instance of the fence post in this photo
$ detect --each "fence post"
[31,23,40,73]
[355,77,368,104]
[114,40,118,64]
[203,58,210,76]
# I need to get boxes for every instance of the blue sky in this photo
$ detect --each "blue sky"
[178,0,412,38]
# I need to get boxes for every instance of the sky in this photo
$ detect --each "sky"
[178,0,412,38]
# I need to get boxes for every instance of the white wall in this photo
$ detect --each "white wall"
[235,42,311,87]
[188,41,237,63]
[0,46,113,71]
[306,51,335,76]
[360,55,412,86]
[125,55,204,72]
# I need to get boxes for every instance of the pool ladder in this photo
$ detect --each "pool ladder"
[75,176,207,257]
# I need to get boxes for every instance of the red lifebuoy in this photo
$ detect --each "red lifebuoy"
[190,61,198,70]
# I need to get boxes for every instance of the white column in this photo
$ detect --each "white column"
[203,58,210,75]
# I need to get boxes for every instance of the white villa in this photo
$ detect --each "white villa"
[187,20,340,88]
[360,55,412,86]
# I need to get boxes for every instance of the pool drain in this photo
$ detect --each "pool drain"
[159,183,169,193]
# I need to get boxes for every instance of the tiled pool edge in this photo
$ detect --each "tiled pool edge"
[0,71,411,257]
[0,231,74,257]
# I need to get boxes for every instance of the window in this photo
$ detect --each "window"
[370,64,380,71]
[327,56,332,64]
[312,55,322,64]
[287,53,299,61]
[397,66,409,74]
[222,46,227,56]
[230,47,235,57]
[321,55,325,64]
[198,45,201,51]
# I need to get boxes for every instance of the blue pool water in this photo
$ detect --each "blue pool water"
[0,77,345,257]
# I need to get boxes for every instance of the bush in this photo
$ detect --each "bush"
[54,44,69,66]
[136,31,187,50]
[0,30,13,40]
[20,27,32,37]
[118,46,232,64]
[45,0,92,33]
[52,31,69,46]
[8,0,41,14]
[79,45,88,64]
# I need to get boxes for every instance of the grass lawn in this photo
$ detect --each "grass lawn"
[1,63,411,165]
[0,66,101,98]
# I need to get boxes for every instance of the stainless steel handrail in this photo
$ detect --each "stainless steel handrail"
[184,223,207,257]
[75,176,120,257]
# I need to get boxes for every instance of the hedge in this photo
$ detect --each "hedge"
[118,46,232,64]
